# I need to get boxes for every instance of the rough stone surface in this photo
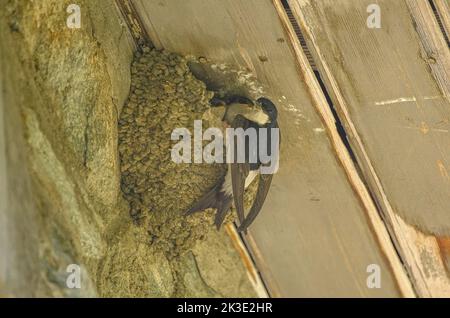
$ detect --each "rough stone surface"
[0,0,256,297]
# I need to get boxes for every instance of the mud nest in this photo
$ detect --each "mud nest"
[118,47,229,257]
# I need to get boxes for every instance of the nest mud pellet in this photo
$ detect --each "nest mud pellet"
[118,47,227,257]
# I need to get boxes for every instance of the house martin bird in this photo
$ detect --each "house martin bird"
[185,95,279,233]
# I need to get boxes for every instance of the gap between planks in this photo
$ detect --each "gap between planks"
[432,0,450,46]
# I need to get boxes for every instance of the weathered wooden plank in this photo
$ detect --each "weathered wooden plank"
[133,0,413,297]
[289,0,450,296]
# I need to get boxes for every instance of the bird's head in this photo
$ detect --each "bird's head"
[257,97,278,122]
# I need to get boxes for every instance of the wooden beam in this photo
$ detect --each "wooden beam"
[289,0,450,297]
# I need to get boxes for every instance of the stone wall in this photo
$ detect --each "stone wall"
[0,0,256,297]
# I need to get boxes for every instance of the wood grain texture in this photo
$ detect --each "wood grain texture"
[133,0,412,297]
[289,0,450,296]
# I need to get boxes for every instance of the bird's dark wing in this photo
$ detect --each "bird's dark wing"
[238,173,273,232]
[230,115,251,225]
[213,194,233,230]
[184,180,221,216]
[238,121,280,232]
[209,96,226,107]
